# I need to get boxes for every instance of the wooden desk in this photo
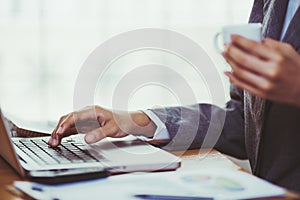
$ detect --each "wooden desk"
[0,156,23,199]
[0,149,299,200]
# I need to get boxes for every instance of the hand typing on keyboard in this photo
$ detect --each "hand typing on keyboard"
[48,106,156,147]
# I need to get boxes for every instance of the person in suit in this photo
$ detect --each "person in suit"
[48,0,300,192]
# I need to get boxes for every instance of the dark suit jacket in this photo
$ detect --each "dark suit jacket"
[150,0,300,192]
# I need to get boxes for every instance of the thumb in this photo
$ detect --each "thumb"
[84,121,118,144]
[84,127,107,144]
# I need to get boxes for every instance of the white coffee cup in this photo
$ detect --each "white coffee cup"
[214,23,262,53]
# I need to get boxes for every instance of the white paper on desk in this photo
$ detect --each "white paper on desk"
[14,169,285,200]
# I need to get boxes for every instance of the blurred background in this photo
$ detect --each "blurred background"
[0,0,253,124]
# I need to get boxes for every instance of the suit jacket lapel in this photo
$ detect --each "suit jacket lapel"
[282,6,300,52]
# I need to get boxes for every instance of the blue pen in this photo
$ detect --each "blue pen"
[134,194,213,200]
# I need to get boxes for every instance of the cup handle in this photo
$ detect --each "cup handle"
[214,32,222,53]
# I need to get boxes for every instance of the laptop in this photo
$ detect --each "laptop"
[0,110,181,184]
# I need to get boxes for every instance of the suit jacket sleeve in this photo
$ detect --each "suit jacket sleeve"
[149,84,247,159]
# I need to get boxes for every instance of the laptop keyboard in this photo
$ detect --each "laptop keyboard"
[13,139,105,166]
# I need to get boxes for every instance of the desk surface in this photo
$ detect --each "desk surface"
[0,149,299,200]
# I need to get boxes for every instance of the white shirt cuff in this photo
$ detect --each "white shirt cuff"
[142,110,170,140]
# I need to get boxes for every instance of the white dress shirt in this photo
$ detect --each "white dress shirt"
[281,0,300,41]
[147,0,300,140]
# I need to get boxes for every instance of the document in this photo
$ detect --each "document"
[14,168,285,200]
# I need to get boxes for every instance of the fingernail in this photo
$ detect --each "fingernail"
[224,43,230,48]
[231,34,237,39]
[56,126,63,134]
[48,138,53,144]
[52,138,57,145]
[224,71,231,76]
[85,135,95,143]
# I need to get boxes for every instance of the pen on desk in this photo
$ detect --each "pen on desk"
[134,194,213,200]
